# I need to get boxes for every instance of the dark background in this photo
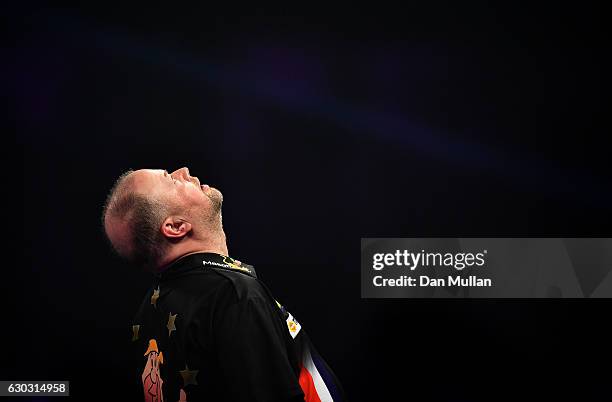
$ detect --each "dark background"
[6,3,611,401]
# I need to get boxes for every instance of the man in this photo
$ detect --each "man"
[102,167,345,402]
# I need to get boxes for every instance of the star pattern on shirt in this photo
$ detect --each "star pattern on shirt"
[132,325,140,342]
[151,286,160,307]
[179,365,199,387]
[167,312,177,337]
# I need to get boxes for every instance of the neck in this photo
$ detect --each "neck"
[156,229,229,272]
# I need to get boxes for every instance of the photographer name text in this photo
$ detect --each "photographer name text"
[372,250,492,288]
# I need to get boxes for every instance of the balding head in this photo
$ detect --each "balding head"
[102,170,171,269]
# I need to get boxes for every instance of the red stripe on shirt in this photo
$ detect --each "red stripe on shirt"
[299,364,322,402]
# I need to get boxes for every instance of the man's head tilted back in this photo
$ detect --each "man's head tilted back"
[102,167,225,271]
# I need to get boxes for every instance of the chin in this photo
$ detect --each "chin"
[206,188,223,210]
[209,187,223,200]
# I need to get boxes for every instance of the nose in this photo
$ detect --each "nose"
[171,167,190,179]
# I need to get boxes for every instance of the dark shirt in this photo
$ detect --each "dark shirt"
[131,252,345,402]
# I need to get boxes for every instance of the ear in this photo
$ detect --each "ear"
[161,216,192,239]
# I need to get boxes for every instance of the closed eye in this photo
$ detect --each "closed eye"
[164,170,177,183]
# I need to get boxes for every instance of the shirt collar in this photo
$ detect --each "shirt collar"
[155,252,257,281]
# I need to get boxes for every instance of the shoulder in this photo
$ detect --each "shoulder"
[208,267,270,304]
[205,269,285,335]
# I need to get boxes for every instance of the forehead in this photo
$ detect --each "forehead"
[130,169,166,193]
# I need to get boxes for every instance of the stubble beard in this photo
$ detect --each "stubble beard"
[204,188,223,228]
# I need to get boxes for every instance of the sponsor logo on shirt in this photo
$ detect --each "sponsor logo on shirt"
[202,259,252,275]
[286,313,302,339]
